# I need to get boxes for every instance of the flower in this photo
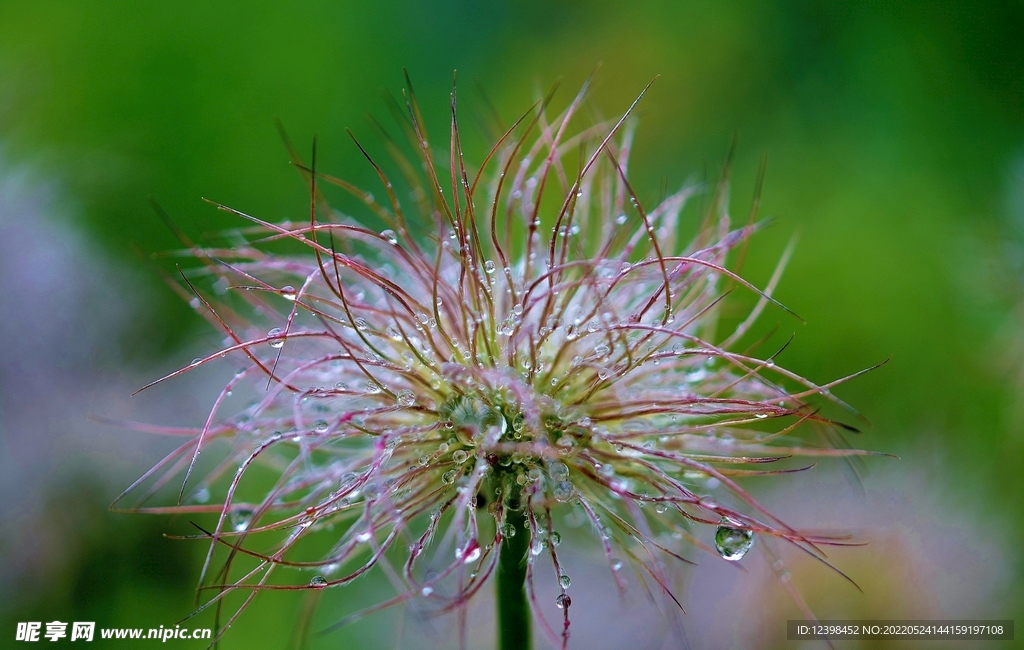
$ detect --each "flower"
[124,77,879,648]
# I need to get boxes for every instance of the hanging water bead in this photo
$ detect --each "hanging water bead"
[555,594,571,609]
[309,575,328,588]
[714,518,755,561]
[549,461,569,480]
[530,538,544,556]
[313,420,329,434]
[381,229,398,245]
[280,285,297,301]
[397,389,416,407]
[267,327,284,348]
[231,508,253,532]
[452,449,469,463]
[558,574,571,589]
[552,481,573,502]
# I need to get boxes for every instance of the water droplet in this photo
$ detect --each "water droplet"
[365,380,382,394]
[397,389,416,407]
[549,531,561,546]
[714,520,754,561]
[309,575,328,587]
[555,594,571,609]
[559,574,571,589]
[461,546,481,564]
[312,419,329,434]
[421,586,434,596]
[281,285,297,301]
[655,503,667,514]
[231,509,253,532]
[453,450,469,463]
[549,462,569,480]
[553,480,573,502]
[611,558,623,571]
[381,229,398,244]
[615,214,627,225]
[442,469,457,484]
[355,531,371,543]
[387,325,402,340]
[267,328,284,348]
[193,488,210,504]
[484,260,496,274]
[354,318,369,331]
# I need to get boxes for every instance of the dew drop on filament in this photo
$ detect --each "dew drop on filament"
[309,575,328,587]
[267,328,284,348]
[397,389,416,407]
[231,509,253,532]
[714,519,754,561]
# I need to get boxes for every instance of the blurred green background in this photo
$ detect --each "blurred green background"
[1,1,1022,648]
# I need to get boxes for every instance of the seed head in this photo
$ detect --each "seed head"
[124,78,878,646]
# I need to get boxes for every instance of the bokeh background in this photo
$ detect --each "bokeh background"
[1,1,1022,648]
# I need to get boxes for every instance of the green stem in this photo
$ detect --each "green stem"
[496,504,531,650]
